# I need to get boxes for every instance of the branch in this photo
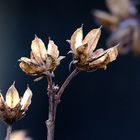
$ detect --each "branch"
[5,125,12,140]
[57,68,80,99]
[46,68,80,140]
[47,75,53,94]
[46,75,57,140]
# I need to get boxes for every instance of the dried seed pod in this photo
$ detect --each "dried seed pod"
[69,26,118,72]
[0,83,32,124]
[19,36,65,76]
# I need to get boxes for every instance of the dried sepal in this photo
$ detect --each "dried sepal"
[20,86,32,111]
[70,26,83,55]
[19,60,43,76]
[57,56,65,65]
[0,93,4,115]
[0,93,4,104]
[47,39,59,59]
[31,35,47,64]
[82,26,101,56]
[6,83,20,109]
[107,45,118,62]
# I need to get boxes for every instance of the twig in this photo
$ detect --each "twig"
[46,75,56,140]
[5,125,12,140]
[46,93,58,140]
[57,68,80,99]
[46,68,80,140]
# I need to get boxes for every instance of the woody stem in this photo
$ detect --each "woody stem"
[5,125,12,140]
[46,93,58,140]
[46,76,57,140]
[57,68,80,99]
[46,68,80,140]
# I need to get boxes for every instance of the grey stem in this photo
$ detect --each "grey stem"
[57,68,80,99]
[46,94,58,140]
[46,68,80,140]
[5,125,12,140]
[46,75,57,140]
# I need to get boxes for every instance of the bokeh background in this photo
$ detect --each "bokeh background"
[0,0,140,140]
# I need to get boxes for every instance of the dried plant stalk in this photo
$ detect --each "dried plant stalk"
[46,94,57,140]
[46,68,79,140]
[57,68,79,99]
[5,125,12,140]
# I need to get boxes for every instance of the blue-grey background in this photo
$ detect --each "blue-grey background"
[0,0,140,140]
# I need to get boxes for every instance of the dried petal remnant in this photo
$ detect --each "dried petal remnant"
[6,84,20,108]
[0,83,32,124]
[19,36,65,76]
[69,26,118,71]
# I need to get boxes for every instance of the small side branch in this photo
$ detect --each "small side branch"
[57,68,80,99]
[46,68,80,140]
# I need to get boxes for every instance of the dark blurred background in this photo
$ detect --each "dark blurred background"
[0,0,140,140]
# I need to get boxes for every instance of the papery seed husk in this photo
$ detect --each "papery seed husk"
[47,40,59,59]
[31,36,47,64]
[71,27,83,54]
[6,84,20,109]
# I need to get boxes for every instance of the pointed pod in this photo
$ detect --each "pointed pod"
[19,57,40,75]
[31,36,47,64]
[89,45,118,66]
[70,26,83,54]
[0,92,4,108]
[21,86,32,111]
[107,44,118,62]
[47,39,59,59]
[6,83,20,108]
[83,26,102,57]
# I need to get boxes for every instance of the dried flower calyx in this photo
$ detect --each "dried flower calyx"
[93,0,137,30]
[69,26,118,71]
[19,36,65,77]
[0,82,32,124]
[93,0,140,55]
